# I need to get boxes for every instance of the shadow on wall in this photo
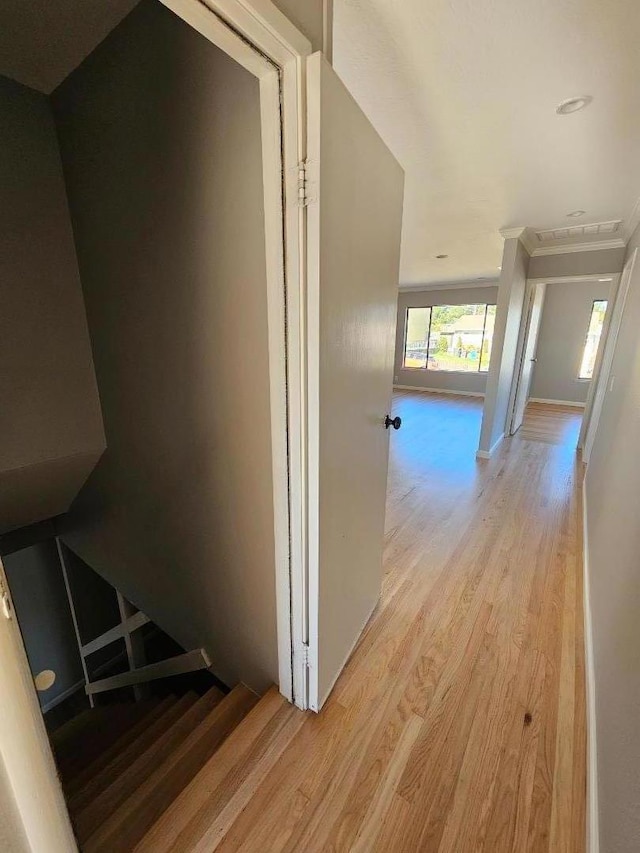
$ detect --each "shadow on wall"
[52,0,278,693]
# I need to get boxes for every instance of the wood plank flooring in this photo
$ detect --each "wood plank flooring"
[168,391,588,852]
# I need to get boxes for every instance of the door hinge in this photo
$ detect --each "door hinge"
[297,160,316,207]
[301,642,310,669]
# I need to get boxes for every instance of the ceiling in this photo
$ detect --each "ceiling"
[0,0,139,93]
[333,0,640,285]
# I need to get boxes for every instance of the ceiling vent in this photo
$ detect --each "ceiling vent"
[535,220,622,242]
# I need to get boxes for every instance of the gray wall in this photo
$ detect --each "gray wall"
[0,75,105,533]
[528,246,624,280]
[478,239,529,453]
[394,285,498,395]
[272,0,329,53]
[3,543,83,711]
[54,0,278,692]
[530,279,612,405]
[585,225,640,853]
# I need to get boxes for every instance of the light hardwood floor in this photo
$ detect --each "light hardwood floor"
[147,391,587,852]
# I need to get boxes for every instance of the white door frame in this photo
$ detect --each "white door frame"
[0,3,311,849]
[507,280,546,435]
[160,0,311,711]
[580,257,634,461]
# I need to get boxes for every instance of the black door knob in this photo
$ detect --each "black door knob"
[384,414,402,430]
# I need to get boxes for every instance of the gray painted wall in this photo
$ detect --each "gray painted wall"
[54,0,278,692]
[528,246,624,279]
[0,74,105,533]
[394,285,498,395]
[478,239,529,453]
[530,279,612,405]
[272,0,328,52]
[585,225,640,853]
[3,543,83,711]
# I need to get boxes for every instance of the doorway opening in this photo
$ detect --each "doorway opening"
[508,275,618,450]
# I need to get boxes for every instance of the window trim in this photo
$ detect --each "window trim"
[402,302,496,374]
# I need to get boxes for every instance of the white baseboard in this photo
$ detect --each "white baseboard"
[582,491,599,853]
[394,384,485,399]
[476,432,504,460]
[528,397,586,408]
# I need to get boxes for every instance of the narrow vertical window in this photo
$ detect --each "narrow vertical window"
[579,300,608,379]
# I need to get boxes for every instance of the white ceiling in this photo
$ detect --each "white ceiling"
[333,0,640,285]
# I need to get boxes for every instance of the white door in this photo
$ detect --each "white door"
[581,250,636,460]
[306,53,404,711]
[510,282,546,435]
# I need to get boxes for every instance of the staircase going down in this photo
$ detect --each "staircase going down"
[52,684,304,852]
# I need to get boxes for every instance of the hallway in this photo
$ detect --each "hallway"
[144,391,586,852]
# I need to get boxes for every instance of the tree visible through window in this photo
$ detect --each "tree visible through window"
[403,303,496,372]
[579,300,608,380]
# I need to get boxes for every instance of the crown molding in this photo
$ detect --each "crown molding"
[530,238,626,256]
[499,226,527,241]
[499,226,536,255]
[398,278,499,292]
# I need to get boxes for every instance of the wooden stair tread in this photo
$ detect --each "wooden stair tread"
[69,692,194,816]
[74,689,224,844]
[65,695,175,795]
[135,686,305,853]
[55,701,157,782]
[84,685,254,853]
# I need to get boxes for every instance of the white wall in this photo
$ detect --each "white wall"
[0,759,29,853]
[530,279,612,405]
[54,0,278,693]
[478,238,529,454]
[394,285,498,395]
[584,226,640,853]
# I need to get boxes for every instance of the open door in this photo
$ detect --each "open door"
[306,53,404,711]
[510,282,546,435]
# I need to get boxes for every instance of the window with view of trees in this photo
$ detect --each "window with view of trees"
[403,303,497,373]
[578,299,608,380]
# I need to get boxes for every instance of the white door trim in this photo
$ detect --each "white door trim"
[581,254,635,462]
[507,281,546,435]
[160,0,311,709]
[1,3,311,849]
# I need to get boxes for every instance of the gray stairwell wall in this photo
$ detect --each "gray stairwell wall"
[0,74,105,533]
[54,0,278,693]
[394,285,498,396]
[584,224,640,853]
[530,278,612,405]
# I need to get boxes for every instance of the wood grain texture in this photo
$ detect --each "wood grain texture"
[138,392,586,852]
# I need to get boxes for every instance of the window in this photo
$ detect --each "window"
[579,299,608,379]
[403,303,496,373]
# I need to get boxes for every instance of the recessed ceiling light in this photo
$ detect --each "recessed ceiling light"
[567,210,586,217]
[435,254,448,259]
[556,95,592,115]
